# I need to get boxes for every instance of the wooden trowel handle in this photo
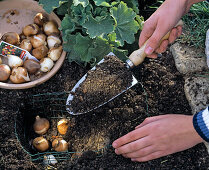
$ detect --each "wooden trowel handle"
[128,20,183,67]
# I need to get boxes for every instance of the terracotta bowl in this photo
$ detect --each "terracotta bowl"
[0,0,66,89]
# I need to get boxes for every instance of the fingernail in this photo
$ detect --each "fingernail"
[131,158,137,162]
[145,46,154,55]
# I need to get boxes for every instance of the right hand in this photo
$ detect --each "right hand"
[139,0,193,58]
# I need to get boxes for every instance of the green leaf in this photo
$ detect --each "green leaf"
[136,15,144,30]
[93,0,111,7]
[73,0,89,7]
[107,32,120,47]
[83,15,115,38]
[71,4,93,25]
[60,14,75,37]
[93,7,108,17]
[89,36,112,62]
[39,0,67,13]
[56,2,69,15]
[122,0,139,14]
[112,47,128,62]
[65,33,113,65]
[63,34,80,62]
[74,33,94,62]
[110,1,139,46]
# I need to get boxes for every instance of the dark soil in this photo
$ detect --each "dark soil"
[69,55,133,114]
[1,48,209,169]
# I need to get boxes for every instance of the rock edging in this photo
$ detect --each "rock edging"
[171,29,209,153]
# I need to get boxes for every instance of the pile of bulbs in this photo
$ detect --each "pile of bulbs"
[0,13,63,83]
[32,116,70,152]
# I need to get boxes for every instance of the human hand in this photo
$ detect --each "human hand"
[139,0,192,58]
[112,114,203,162]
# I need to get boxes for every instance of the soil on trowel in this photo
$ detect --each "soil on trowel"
[68,55,133,114]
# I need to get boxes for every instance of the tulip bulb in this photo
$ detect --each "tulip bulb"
[20,39,32,52]
[8,55,23,68]
[33,137,49,152]
[43,21,60,35]
[32,45,48,60]
[33,116,50,135]
[34,13,47,26]
[48,46,62,61]
[23,59,40,74]
[10,67,30,83]
[1,32,20,45]
[47,35,61,49]
[31,34,46,48]
[52,139,68,152]
[57,119,70,135]
[23,24,39,36]
[0,64,11,81]
[40,58,54,72]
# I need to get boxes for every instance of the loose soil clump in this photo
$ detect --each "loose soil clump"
[69,55,133,114]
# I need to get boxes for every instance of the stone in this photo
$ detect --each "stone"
[170,43,208,74]
[184,76,209,153]
[184,76,209,115]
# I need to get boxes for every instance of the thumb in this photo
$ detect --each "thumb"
[145,24,169,55]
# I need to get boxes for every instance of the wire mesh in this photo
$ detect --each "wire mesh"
[14,91,112,163]
[14,82,149,163]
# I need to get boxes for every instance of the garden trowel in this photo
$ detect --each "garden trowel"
[66,20,183,115]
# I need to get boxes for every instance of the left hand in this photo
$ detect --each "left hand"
[112,114,203,162]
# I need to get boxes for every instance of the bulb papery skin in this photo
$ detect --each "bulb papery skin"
[44,21,60,36]
[47,35,61,49]
[8,55,24,68]
[0,64,11,81]
[40,58,54,72]
[48,46,62,61]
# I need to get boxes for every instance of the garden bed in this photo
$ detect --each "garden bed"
[1,48,209,169]
[1,0,209,169]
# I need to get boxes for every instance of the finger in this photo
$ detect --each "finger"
[131,151,164,162]
[144,22,170,55]
[135,115,170,129]
[139,18,158,47]
[176,25,182,37]
[123,145,154,158]
[112,127,148,149]
[147,53,158,59]
[155,40,169,54]
[168,28,178,44]
[115,136,151,155]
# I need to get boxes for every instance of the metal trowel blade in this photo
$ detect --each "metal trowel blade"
[66,52,138,115]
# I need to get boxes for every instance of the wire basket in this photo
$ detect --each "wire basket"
[14,92,110,163]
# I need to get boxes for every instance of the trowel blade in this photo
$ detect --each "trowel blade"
[66,52,138,115]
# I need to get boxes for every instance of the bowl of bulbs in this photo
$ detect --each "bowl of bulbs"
[0,0,66,89]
